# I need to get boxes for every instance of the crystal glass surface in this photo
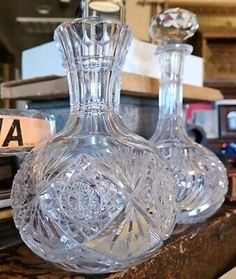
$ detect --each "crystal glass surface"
[149,8,199,44]
[11,17,177,274]
[149,8,228,224]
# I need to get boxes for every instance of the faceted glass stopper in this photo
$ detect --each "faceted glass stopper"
[149,8,199,44]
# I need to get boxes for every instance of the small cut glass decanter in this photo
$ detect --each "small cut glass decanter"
[149,8,228,224]
[11,17,177,274]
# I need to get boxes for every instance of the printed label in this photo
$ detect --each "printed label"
[0,115,54,148]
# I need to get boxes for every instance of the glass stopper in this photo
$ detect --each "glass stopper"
[149,8,199,44]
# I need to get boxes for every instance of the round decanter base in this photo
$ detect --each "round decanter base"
[151,141,228,224]
[20,228,163,274]
[176,199,225,224]
[12,135,177,274]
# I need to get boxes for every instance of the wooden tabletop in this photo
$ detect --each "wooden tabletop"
[0,205,236,279]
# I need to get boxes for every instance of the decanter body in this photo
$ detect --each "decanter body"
[149,9,228,224]
[11,17,177,274]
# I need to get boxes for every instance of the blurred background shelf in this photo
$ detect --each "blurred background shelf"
[0,73,223,102]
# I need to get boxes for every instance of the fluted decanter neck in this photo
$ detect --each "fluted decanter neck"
[154,44,192,140]
[54,17,131,113]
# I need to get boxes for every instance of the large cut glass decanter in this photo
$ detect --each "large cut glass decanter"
[11,17,177,274]
[149,8,228,224]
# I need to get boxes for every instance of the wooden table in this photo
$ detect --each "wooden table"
[0,206,236,279]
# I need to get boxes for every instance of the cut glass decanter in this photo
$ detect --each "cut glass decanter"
[149,8,228,224]
[11,17,177,274]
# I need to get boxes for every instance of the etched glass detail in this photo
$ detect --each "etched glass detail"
[11,17,177,274]
[154,141,228,223]
[150,7,199,44]
[12,141,176,273]
[149,8,228,224]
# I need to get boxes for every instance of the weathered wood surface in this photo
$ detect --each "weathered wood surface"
[0,206,236,279]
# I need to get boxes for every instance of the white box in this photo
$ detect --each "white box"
[22,39,203,86]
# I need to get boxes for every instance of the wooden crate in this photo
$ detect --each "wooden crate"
[199,30,236,81]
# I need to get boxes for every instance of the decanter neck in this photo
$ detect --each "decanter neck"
[54,17,131,115]
[62,69,127,136]
[156,44,192,137]
[67,65,120,113]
